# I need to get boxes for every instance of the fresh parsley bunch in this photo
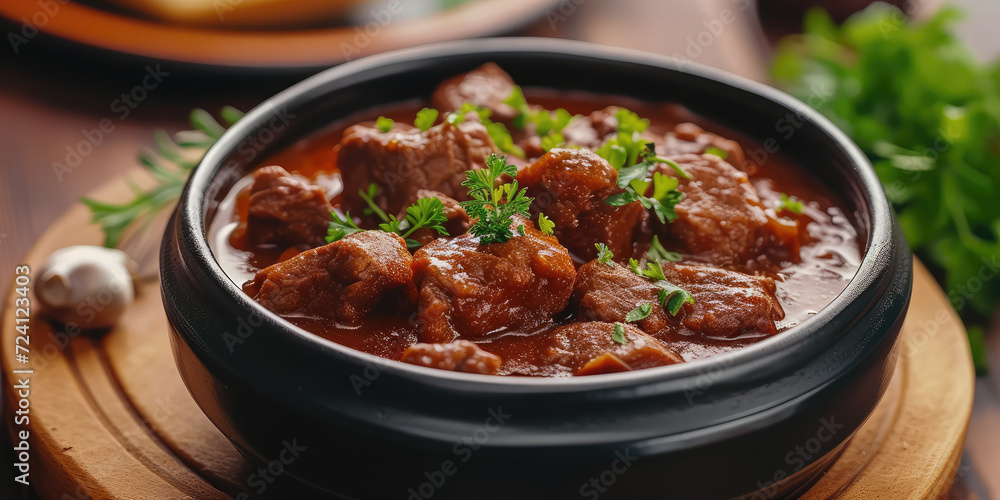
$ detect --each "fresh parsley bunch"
[772,5,999,370]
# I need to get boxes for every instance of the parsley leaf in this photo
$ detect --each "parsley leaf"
[605,145,686,224]
[625,302,654,322]
[503,86,576,152]
[460,154,533,244]
[445,103,525,157]
[628,260,695,316]
[612,323,629,345]
[775,193,804,214]
[595,243,615,264]
[325,211,364,243]
[628,258,641,274]
[504,85,531,129]
[358,183,390,222]
[376,116,394,133]
[385,196,450,247]
[414,108,439,132]
[538,213,555,235]
[704,146,728,159]
[658,283,695,316]
[326,197,449,248]
[483,119,525,157]
[649,235,682,262]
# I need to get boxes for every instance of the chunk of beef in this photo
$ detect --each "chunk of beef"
[400,340,502,375]
[573,258,785,340]
[561,106,620,150]
[659,262,784,338]
[403,190,471,247]
[244,231,417,325]
[663,122,747,170]
[412,219,576,343]
[545,322,683,376]
[657,153,801,268]
[572,260,673,338]
[431,63,519,124]
[519,148,646,263]
[336,119,498,217]
[242,165,333,248]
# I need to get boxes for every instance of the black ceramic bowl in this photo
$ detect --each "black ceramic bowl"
[161,38,911,500]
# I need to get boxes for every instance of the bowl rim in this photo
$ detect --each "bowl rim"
[177,37,893,391]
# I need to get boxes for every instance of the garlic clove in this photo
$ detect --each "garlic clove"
[35,245,139,330]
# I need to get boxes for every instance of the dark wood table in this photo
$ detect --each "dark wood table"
[1,0,997,498]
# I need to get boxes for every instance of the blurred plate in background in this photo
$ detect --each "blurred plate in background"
[0,0,559,71]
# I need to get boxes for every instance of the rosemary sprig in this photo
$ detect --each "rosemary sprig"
[82,107,243,248]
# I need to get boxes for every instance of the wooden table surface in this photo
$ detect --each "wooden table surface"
[1,0,997,498]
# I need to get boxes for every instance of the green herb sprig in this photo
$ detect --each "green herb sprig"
[327,186,449,248]
[83,107,244,248]
[627,260,695,316]
[504,86,575,152]
[605,145,687,224]
[612,323,629,345]
[460,153,533,244]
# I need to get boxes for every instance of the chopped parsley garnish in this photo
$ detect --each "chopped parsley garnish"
[376,116,394,133]
[596,113,689,225]
[775,193,804,214]
[704,146,728,159]
[380,196,449,247]
[460,153,533,244]
[629,260,695,316]
[483,120,525,157]
[612,323,629,345]
[326,194,449,248]
[504,85,575,153]
[414,108,439,132]
[628,258,641,274]
[606,157,685,224]
[326,211,364,243]
[625,302,654,322]
[538,213,555,235]
[595,243,615,265]
[595,108,650,169]
[357,183,389,222]
[443,103,525,157]
[649,235,682,262]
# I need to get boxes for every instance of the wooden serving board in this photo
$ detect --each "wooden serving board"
[0,174,975,499]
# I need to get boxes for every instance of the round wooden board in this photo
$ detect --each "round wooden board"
[1,173,975,499]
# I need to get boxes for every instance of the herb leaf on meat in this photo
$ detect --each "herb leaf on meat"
[595,243,615,265]
[538,213,555,235]
[631,260,695,316]
[326,197,449,248]
[625,302,654,322]
[612,323,629,345]
[461,153,533,244]
[325,211,364,243]
[414,108,439,132]
[775,193,804,215]
[376,116,394,133]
